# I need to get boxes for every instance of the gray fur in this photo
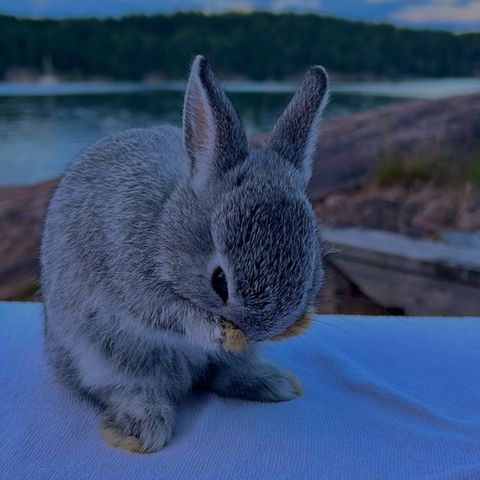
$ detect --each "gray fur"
[268,65,329,186]
[41,55,329,450]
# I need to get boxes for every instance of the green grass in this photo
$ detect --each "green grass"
[373,151,480,188]
[466,154,480,186]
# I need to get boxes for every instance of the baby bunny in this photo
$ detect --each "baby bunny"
[41,55,329,453]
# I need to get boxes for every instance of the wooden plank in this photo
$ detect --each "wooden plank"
[322,227,480,315]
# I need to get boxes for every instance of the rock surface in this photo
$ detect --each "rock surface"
[307,92,480,196]
[315,183,480,240]
[0,180,56,300]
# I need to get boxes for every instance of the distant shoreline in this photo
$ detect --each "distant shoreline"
[1,78,480,99]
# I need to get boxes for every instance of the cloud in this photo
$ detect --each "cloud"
[195,0,255,13]
[271,0,322,11]
[363,0,399,4]
[392,1,480,24]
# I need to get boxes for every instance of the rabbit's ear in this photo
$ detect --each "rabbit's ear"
[267,66,329,186]
[183,55,248,192]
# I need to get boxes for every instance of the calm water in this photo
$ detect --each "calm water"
[1,78,479,187]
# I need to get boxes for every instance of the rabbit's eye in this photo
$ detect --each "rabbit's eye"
[211,267,228,303]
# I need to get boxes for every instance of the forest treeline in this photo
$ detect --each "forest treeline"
[0,12,479,80]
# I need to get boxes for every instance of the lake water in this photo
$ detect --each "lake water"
[1,78,479,187]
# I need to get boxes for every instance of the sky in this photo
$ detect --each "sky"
[0,0,479,31]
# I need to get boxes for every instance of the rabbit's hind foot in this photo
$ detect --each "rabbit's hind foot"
[101,419,153,454]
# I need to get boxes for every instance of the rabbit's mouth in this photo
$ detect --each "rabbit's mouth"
[270,311,314,342]
[220,311,314,352]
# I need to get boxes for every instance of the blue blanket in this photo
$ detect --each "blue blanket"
[1,302,479,479]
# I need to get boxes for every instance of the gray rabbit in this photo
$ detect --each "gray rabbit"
[41,55,329,453]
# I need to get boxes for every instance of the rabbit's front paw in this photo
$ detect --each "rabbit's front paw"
[211,362,301,402]
[220,319,247,352]
[244,369,301,402]
[101,404,175,454]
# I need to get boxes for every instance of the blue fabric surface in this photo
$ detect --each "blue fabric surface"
[1,302,479,480]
